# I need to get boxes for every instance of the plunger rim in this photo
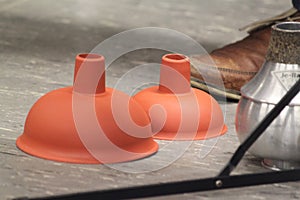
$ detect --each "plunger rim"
[153,125,227,141]
[16,136,159,164]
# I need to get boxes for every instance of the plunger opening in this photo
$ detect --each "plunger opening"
[163,54,188,62]
[273,22,300,32]
[74,53,106,94]
[159,54,191,94]
[78,53,103,60]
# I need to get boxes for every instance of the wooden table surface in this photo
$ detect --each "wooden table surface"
[0,0,299,199]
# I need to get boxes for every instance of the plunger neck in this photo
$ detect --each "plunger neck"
[159,54,191,94]
[73,53,106,94]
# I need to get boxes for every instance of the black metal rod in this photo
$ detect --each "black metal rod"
[218,78,300,176]
[15,169,300,200]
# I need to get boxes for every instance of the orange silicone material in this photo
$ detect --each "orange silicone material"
[134,54,227,140]
[16,54,158,164]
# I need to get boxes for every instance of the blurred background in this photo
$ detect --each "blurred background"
[0,0,291,60]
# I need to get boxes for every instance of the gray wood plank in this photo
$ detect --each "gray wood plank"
[0,0,299,199]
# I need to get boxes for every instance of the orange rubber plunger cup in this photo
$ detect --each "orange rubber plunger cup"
[16,53,158,164]
[134,54,227,140]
